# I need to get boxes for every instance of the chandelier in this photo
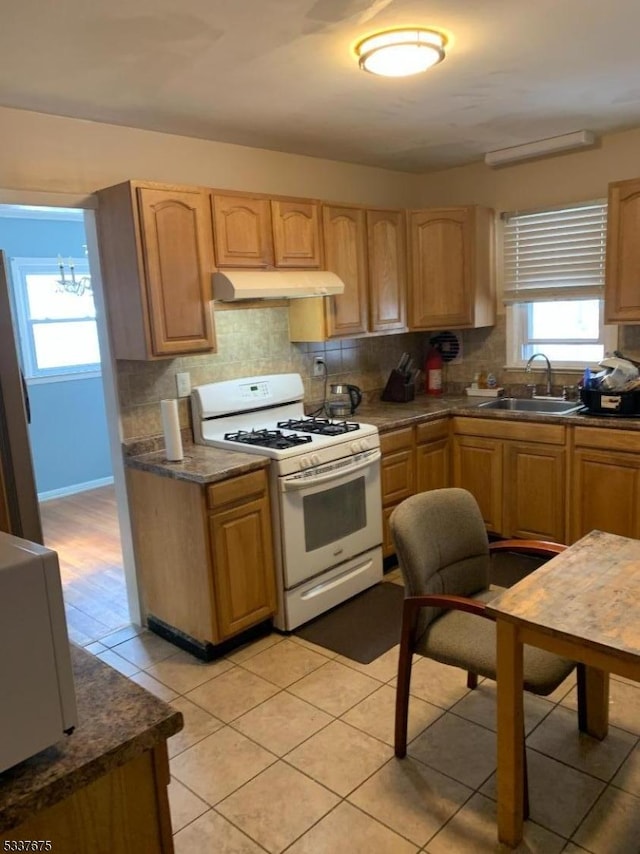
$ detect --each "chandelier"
[57,256,92,296]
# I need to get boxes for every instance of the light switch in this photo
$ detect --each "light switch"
[176,372,191,397]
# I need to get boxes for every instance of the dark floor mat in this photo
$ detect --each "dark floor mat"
[293,582,405,664]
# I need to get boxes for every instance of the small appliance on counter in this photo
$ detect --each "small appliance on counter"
[327,383,362,418]
[580,353,640,415]
[0,532,77,773]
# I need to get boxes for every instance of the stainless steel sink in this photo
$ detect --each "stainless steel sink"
[476,397,583,415]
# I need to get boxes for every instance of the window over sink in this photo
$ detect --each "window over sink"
[503,201,617,369]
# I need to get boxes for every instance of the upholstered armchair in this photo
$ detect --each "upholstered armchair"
[389,487,576,808]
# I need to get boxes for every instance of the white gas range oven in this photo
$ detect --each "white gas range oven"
[191,373,383,630]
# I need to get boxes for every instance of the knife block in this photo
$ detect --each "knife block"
[381,370,415,403]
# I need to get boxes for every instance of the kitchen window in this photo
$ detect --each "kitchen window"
[504,201,617,368]
[10,257,100,379]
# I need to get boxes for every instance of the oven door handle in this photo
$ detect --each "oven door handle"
[282,450,381,491]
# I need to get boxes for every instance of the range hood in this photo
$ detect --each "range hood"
[212,270,345,301]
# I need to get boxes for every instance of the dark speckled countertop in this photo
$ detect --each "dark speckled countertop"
[0,644,182,834]
[125,441,270,485]
[123,394,640,484]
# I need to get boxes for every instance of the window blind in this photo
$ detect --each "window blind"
[503,202,607,304]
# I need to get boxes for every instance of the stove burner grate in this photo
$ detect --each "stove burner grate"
[277,417,360,436]
[224,429,313,450]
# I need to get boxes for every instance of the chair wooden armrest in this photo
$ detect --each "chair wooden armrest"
[403,593,494,621]
[489,538,567,558]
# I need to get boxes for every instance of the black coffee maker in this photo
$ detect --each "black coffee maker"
[327,383,362,418]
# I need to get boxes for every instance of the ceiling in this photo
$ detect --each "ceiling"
[3,0,640,173]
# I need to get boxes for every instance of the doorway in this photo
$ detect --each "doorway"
[0,203,134,643]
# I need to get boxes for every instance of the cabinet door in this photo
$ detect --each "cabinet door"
[211,195,274,267]
[571,449,640,542]
[137,187,216,356]
[209,494,277,639]
[415,420,450,493]
[409,208,472,329]
[380,428,415,558]
[380,428,415,505]
[416,439,450,493]
[503,442,566,542]
[322,205,368,337]
[367,209,407,333]
[605,178,640,323]
[271,200,322,268]
[452,435,502,533]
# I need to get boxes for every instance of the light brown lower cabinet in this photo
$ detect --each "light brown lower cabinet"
[503,442,566,542]
[451,417,566,542]
[452,433,503,533]
[415,420,450,493]
[127,468,276,646]
[0,744,173,854]
[570,426,640,542]
[380,427,415,558]
[380,419,450,557]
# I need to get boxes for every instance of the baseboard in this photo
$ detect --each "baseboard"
[147,614,273,662]
[38,476,114,502]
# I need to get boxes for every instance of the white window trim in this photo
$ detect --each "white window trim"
[503,199,617,370]
[10,256,100,379]
[506,303,618,370]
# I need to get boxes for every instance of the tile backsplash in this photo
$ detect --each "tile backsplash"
[117,307,427,440]
[116,306,640,442]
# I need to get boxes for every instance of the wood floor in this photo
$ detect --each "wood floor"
[39,485,130,645]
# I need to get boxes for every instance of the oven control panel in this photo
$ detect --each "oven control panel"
[238,380,272,401]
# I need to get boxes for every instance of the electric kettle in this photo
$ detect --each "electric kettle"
[327,383,362,418]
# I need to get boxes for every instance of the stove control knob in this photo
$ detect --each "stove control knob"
[310,453,321,466]
[300,456,310,469]
[359,438,370,451]
[351,441,361,454]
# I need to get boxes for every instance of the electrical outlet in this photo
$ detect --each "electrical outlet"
[176,371,191,397]
[313,357,325,377]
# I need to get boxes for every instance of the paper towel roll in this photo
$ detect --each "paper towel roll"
[160,399,183,461]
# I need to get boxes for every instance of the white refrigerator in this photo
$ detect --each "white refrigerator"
[0,249,42,543]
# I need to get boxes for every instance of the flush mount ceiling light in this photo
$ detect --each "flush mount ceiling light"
[484,130,597,167]
[356,28,447,77]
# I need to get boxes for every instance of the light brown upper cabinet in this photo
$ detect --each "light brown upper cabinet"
[211,194,322,269]
[289,204,368,340]
[367,208,407,333]
[211,194,274,267]
[322,204,369,337]
[96,181,216,360]
[605,177,640,323]
[408,206,495,330]
[272,200,322,267]
[288,205,407,341]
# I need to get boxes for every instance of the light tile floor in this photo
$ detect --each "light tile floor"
[88,572,640,853]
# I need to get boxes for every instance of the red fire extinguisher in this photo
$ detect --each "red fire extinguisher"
[425,346,443,396]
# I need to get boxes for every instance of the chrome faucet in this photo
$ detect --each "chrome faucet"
[525,352,552,396]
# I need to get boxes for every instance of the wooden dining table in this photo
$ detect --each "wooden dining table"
[486,529,640,847]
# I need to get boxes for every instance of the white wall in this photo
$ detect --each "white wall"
[0,106,418,207]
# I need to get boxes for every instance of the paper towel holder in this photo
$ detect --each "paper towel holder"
[160,398,184,462]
